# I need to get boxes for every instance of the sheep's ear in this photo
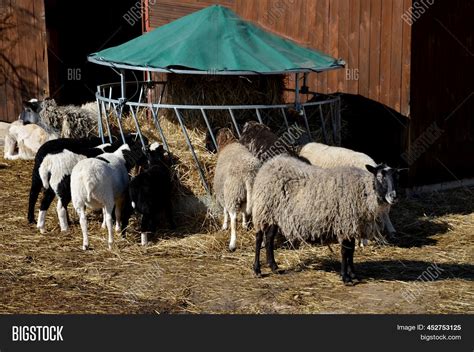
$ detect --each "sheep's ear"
[365,165,377,174]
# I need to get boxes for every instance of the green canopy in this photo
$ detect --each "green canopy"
[88,5,344,74]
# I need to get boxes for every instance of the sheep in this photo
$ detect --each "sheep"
[27,137,107,225]
[4,120,56,160]
[299,142,398,237]
[71,142,145,250]
[20,98,97,139]
[129,143,175,246]
[36,142,117,233]
[251,155,401,285]
[213,128,261,251]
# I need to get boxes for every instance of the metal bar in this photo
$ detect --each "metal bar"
[174,108,211,195]
[201,109,218,152]
[107,86,113,110]
[295,73,300,111]
[112,102,126,144]
[329,100,337,145]
[228,109,240,137]
[301,106,312,140]
[336,97,342,146]
[150,106,169,152]
[155,81,168,118]
[130,106,147,150]
[319,104,329,144]
[256,109,263,124]
[280,108,289,130]
[101,100,113,143]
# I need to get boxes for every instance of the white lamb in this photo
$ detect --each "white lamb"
[71,144,133,250]
[299,142,398,237]
[4,121,56,160]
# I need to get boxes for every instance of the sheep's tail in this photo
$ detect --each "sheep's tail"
[84,180,95,203]
[38,159,51,189]
[245,179,253,215]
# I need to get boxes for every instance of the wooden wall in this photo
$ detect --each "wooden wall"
[146,0,412,117]
[0,0,49,122]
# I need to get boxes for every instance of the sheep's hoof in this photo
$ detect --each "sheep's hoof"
[228,244,237,252]
[242,222,249,230]
[222,224,228,231]
[108,243,113,250]
[141,234,148,246]
[253,266,262,278]
[82,245,89,251]
[342,274,354,286]
[270,264,279,274]
[39,228,46,234]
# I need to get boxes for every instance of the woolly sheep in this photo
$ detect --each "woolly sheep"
[299,142,398,236]
[213,128,261,251]
[251,155,401,285]
[129,143,175,246]
[71,143,144,250]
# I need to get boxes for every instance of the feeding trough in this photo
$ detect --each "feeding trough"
[88,5,345,194]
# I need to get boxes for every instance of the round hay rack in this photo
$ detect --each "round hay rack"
[93,75,342,195]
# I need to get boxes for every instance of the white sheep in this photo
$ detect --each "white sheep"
[299,142,398,236]
[251,155,401,284]
[213,128,261,251]
[4,121,57,160]
[71,144,137,250]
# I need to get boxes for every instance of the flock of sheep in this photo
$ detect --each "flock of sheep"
[4,98,403,286]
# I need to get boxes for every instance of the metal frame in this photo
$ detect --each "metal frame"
[95,80,341,195]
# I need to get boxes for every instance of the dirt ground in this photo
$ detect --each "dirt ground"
[0,148,473,314]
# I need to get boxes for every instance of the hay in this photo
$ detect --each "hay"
[0,148,473,313]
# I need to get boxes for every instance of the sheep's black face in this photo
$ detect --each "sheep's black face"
[19,100,42,124]
[366,164,401,205]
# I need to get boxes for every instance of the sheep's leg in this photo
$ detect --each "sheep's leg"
[56,199,68,232]
[56,176,72,227]
[253,230,264,277]
[78,207,89,250]
[229,210,238,252]
[104,204,114,250]
[242,211,249,230]
[382,211,396,237]
[265,225,279,273]
[3,133,16,159]
[114,197,123,233]
[222,207,228,230]
[28,174,43,224]
[140,214,152,246]
[101,208,107,229]
[36,188,55,234]
[341,239,356,285]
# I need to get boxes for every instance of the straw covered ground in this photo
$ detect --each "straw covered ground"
[0,122,473,313]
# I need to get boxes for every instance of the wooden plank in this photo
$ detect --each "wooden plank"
[337,0,350,92]
[347,0,361,94]
[389,0,403,112]
[327,0,339,93]
[379,0,393,107]
[400,0,412,117]
[358,0,371,98]
[368,0,381,101]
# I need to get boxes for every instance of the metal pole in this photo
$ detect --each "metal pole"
[280,107,289,130]
[228,108,241,137]
[256,109,263,124]
[150,106,169,152]
[301,106,312,140]
[201,109,218,152]
[295,73,301,111]
[130,107,147,150]
[319,104,329,144]
[101,100,113,143]
[174,108,211,195]
[113,102,126,144]
[95,89,105,144]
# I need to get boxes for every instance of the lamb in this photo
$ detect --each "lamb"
[299,142,399,236]
[129,143,175,246]
[213,128,261,251]
[36,142,118,233]
[251,155,401,285]
[4,120,56,160]
[20,98,97,139]
[27,137,107,225]
[71,142,144,250]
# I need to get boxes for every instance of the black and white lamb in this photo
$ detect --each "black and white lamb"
[251,155,401,285]
[299,142,399,237]
[213,128,261,251]
[71,143,145,250]
[129,143,175,246]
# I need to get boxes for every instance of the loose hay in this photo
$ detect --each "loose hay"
[0,146,473,314]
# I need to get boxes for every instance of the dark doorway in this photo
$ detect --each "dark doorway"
[44,0,142,105]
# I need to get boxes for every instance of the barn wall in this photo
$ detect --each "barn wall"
[0,0,49,122]
[146,0,412,117]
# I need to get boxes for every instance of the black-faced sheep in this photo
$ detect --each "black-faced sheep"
[251,155,401,285]
[213,128,261,251]
[129,143,175,246]
[20,98,96,139]
[71,142,145,250]
[299,142,399,236]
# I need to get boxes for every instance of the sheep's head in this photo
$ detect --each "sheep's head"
[366,164,404,205]
[216,128,236,150]
[19,99,42,124]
